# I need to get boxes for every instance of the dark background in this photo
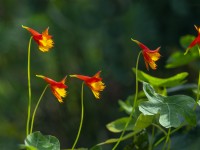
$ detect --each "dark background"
[0,0,200,149]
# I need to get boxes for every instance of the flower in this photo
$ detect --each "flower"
[22,25,54,52]
[70,71,105,99]
[184,25,200,55]
[36,75,67,103]
[131,39,161,70]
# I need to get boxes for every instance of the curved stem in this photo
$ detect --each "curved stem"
[195,46,200,108]
[193,47,200,109]
[112,51,142,150]
[133,51,142,108]
[30,85,49,134]
[26,36,33,136]
[72,82,85,149]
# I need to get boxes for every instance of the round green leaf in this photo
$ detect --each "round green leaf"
[24,131,60,150]
[139,82,196,128]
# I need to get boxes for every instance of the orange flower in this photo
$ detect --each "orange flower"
[185,25,200,55]
[131,39,161,70]
[36,75,67,103]
[22,25,54,52]
[70,71,105,99]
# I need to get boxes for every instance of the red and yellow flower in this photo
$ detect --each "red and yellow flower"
[131,39,161,70]
[36,75,67,103]
[70,71,105,99]
[22,25,54,52]
[185,25,200,55]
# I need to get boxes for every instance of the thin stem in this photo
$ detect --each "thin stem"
[112,51,142,150]
[196,72,200,103]
[193,46,200,109]
[154,124,183,148]
[151,123,167,136]
[133,51,142,108]
[26,36,33,136]
[72,82,85,150]
[149,125,155,150]
[30,85,49,134]
[162,128,171,150]
[196,46,200,105]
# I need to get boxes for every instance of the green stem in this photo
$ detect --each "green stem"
[150,123,168,150]
[154,124,183,148]
[196,47,200,105]
[196,72,200,103]
[162,128,171,150]
[26,36,33,136]
[133,51,142,108]
[97,130,141,146]
[30,85,49,134]
[151,123,167,136]
[194,47,200,109]
[112,51,142,150]
[149,125,155,150]
[72,82,85,150]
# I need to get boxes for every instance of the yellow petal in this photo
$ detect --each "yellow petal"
[90,81,105,99]
[90,81,105,91]
[148,61,157,70]
[91,90,100,99]
[55,88,67,97]
[148,52,161,61]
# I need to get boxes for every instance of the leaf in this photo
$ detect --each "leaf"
[133,114,154,131]
[139,82,196,128]
[97,131,140,146]
[167,83,197,93]
[166,35,199,68]
[118,100,133,114]
[198,100,200,106]
[165,51,198,68]
[180,35,195,49]
[24,131,60,150]
[133,68,188,87]
[123,131,148,150]
[89,145,102,150]
[19,144,37,150]
[106,117,135,133]
[118,92,146,115]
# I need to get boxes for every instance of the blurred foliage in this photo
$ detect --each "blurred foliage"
[0,0,200,149]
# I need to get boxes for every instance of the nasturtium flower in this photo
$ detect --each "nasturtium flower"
[36,75,67,103]
[22,25,54,52]
[70,71,105,99]
[185,25,200,55]
[131,39,161,70]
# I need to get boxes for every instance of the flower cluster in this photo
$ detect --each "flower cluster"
[23,26,106,103]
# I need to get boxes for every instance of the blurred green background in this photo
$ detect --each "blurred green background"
[0,0,200,149]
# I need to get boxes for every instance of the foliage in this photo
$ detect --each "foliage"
[1,1,200,150]
[139,82,196,128]
[20,131,60,150]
